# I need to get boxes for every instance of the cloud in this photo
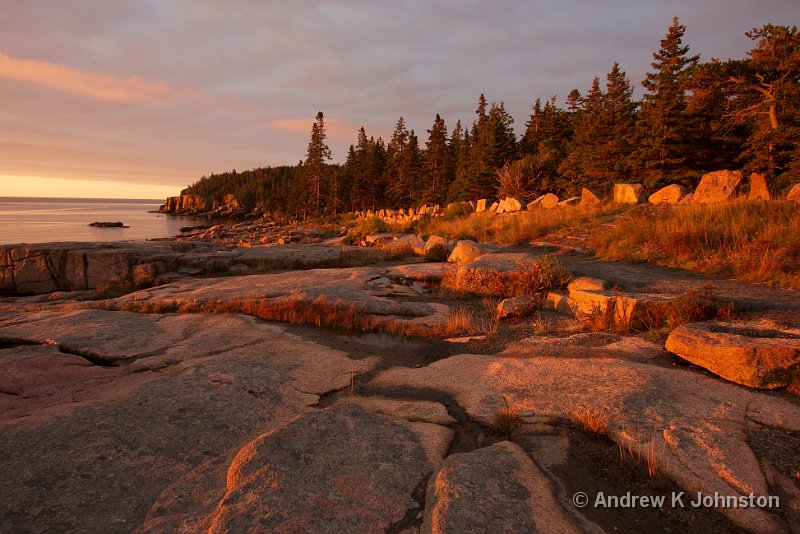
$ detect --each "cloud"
[0,51,198,103]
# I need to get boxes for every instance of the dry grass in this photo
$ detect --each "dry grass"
[590,200,800,288]
[569,403,613,435]
[105,294,496,340]
[618,433,667,480]
[442,255,572,298]
[491,397,521,437]
[415,205,610,246]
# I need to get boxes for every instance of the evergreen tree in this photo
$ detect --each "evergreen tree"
[303,111,332,217]
[349,128,387,210]
[448,123,473,201]
[423,113,451,204]
[633,17,700,188]
[735,25,800,187]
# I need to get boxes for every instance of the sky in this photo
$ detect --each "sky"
[1,1,797,199]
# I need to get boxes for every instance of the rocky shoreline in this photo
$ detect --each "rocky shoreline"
[2,187,800,533]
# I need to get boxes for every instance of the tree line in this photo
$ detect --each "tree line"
[183,19,799,218]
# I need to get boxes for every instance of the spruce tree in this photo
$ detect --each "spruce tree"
[423,114,451,204]
[633,17,700,188]
[303,111,332,217]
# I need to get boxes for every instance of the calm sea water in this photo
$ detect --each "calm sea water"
[0,197,213,245]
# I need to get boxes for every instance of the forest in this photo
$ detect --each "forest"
[182,19,799,219]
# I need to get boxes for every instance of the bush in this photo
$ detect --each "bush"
[424,243,450,262]
[444,255,572,298]
[442,202,473,220]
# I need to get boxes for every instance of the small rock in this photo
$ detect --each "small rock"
[649,184,687,205]
[748,173,771,201]
[447,240,486,264]
[568,277,607,292]
[580,188,601,206]
[786,182,800,202]
[497,294,540,320]
[613,183,645,204]
[540,193,559,209]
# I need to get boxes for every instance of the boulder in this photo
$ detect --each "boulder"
[568,288,672,330]
[580,188,601,206]
[539,193,559,209]
[447,240,487,264]
[693,170,744,204]
[488,201,499,213]
[526,197,542,210]
[613,183,645,204]
[475,199,488,213]
[420,441,583,534]
[383,234,425,255]
[558,196,580,207]
[649,184,687,205]
[207,404,451,533]
[665,322,800,389]
[545,292,573,316]
[748,173,771,201]
[497,294,540,320]
[423,235,452,254]
[567,276,607,292]
[786,182,800,203]
[503,197,525,212]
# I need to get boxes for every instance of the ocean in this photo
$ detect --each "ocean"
[0,197,213,245]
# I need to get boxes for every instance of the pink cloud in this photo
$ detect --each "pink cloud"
[0,51,199,103]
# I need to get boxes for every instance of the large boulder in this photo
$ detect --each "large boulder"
[748,173,771,201]
[787,182,800,202]
[649,184,687,205]
[665,322,800,389]
[447,240,487,264]
[693,170,744,204]
[420,441,583,534]
[580,188,601,206]
[613,183,645,204]
[475,199,488,213]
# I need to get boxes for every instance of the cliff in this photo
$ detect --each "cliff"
[160,194,248,217]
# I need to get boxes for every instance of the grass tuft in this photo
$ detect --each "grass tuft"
[569,403,613,435]
[491,397,520,437]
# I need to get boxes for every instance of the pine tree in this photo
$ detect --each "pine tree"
[303,111,332,217]
[633,17,700,188]
[423,114,451,204]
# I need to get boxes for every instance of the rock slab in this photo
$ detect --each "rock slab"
[207,404,451,533]
[665,322,800,389]
[421,441,583,534]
